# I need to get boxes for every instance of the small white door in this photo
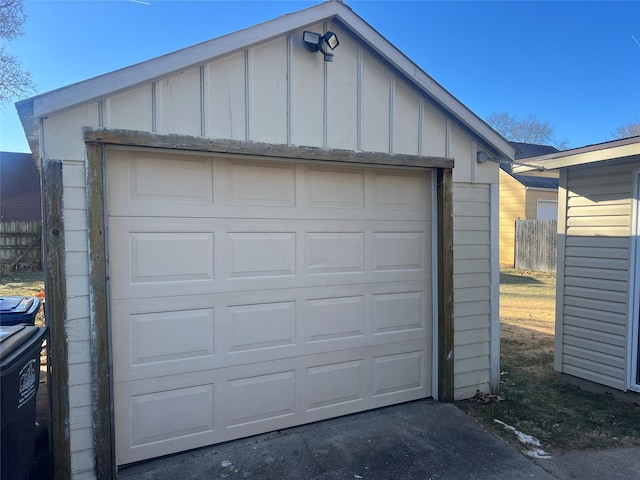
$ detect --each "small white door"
[107,149,435,465]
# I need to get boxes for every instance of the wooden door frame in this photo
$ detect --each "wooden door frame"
[84,127,454,475]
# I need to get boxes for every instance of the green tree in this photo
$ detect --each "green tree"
[486,111,569,150]
[0,0,34,105]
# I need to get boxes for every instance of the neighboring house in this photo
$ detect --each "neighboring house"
[499,142,559,266]
[17,1,514,477]
[513,136,640,394]
[0,151,41,221]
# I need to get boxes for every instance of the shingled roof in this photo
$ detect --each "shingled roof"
[511,142,560,160]
[501,142,559,190]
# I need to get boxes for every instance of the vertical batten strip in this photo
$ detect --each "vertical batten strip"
[151,82,157,133]
[200,65,206,137]
[323,22,329,148]
[356,45,362,151]
[418,98,424,156]
[388,75,394,154]
[98,100,104,128]
[445,119,451,158]
[286,33,292,145]
[244,49,250,141]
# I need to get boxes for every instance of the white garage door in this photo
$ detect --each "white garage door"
[108,148,434,465]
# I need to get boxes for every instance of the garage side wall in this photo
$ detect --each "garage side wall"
[39,22,498,477]
[450,127,494,399]
[556,159,637,390]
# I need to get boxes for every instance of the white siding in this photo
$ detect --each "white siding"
[63,159,95,477]
[205,52,247,141]
[392,79,420,155]
[105,85,153,132]
[452,183,492,399]
[360,52,391,153]
[558,160,635,390]
[156,67,202,136]
[249,37,289,143]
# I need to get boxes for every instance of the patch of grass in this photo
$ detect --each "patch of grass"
[1,272,45,326]
[466,268,640,453]
[1,272,45,296]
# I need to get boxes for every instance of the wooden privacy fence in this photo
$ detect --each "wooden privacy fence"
[0,220,43,271]
[514,219,557,273]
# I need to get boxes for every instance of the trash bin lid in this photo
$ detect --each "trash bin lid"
[0,325,46,366]
[0,325,25,342]
[0,297,35,314]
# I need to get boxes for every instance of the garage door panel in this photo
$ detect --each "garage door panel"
[305,165,365,208]
[226,159,296,207]
[129,307,215,366]
[225,370,297,428]
[129,231,215,284]
[115,370,219,465]
[109,150,434,465]
[373,350,424,397]
[373,231,426,271]
[116,340,430,465]
[305,232,365,274]
[226,301,297,352]
[110,217,429,300]
[372,169,428,211]
[305,359,365,411]
[113,282,430,383]
[109,151,430,222]
[108,149,215,209]
[305,295,366,342]
[227,232,297,278]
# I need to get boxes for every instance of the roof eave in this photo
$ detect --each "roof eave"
[26,1,341,119]
[513,136,640,174]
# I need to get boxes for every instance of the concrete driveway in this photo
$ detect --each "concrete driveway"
[119,399,553,480]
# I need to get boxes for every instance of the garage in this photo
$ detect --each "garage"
[17,1,514,477]
[107,148,433,464]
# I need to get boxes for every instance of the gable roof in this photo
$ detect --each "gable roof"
[511,142,559,160]
[500,142,559,189]
[513,136,640,173]
[17,0,513,163]
[512,173,558,189]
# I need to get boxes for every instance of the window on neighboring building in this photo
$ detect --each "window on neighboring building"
[536,199,558,221]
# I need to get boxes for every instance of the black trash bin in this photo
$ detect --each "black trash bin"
[0,325,48,480]
[0,297,42,326]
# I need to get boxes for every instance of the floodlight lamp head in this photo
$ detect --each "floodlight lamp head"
[302,30,340,62]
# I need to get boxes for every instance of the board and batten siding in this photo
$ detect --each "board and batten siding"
[557,161,634,390]
[38,21,497,477]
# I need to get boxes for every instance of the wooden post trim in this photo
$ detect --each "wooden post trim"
[42,159,72,478]
[437,167,454,402]
[83,127,454,170]
[86,142,117,478]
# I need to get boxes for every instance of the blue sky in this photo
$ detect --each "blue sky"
[1,0,639,153]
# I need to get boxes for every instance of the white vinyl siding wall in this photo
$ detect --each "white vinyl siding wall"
[557,161,634,390]
[37,19,499,477]
[452,184,491,398]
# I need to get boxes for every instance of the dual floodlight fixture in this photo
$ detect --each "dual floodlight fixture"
[303,30,340,62]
